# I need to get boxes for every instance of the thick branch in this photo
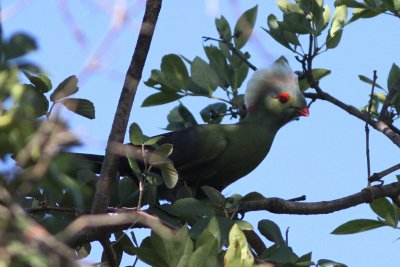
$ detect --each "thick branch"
[239,182,400,215]
[59,210,179,247]
[91,0,162,214]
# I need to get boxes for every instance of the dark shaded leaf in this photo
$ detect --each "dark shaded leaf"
[204,45,230,89]
[166,103,198,131]
[150,144,173,165]
[129,122,144,145]
[4,33,37,59]
[118,177,138,204]
[261,243,298,264]
[50,75,79,101]
[258,219,285,245]
[141,91,184,107]
[163,198,213,217]
[59,98,94,119]
[387,63,400,91]
[159,161,178,189]
[318,258,348,267]
[358,74,383,89]
[370,198,397,227]
[161,54,189,90]
[201,186,226,206]
[23,71,52,93]
[191,57,221,94]
[200,102,227,124]
[234,5,258,49]
[215,15,232,40]
[331,219,386,234]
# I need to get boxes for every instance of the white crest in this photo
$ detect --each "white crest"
[244,62,298,110]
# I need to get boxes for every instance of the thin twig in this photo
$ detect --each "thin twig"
[368,163,400,183]
[202,36,257,71]
[100,239,118,267]
[366,70,378,185]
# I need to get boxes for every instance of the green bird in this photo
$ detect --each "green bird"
[75,61,309,200]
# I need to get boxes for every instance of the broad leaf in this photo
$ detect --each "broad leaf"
[234,5,258,49]
[201,186,226,206]
[358,74,383,89]
[59,98,95,119]
[23,71,52,93]
[224,224,254,267]
[200,103,227,124]
[5,33,37,59]
[370,198,397,227]
[141,91,184,107]
[387,63,400,91]
[191,57,221,94]
[215,15,232,40]
[258,219,285,245]
[150,144,173,165]
[129,122,144,145]
[50,75,79,101]
[331,219,386,234]
[159,161,179,189]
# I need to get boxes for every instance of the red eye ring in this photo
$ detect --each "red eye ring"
[276,92,290,104]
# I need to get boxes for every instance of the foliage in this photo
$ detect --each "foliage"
[2,0,400,266]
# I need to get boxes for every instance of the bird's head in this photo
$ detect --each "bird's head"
[244,62,309,125]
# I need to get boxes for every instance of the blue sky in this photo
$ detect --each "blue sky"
[3,0,400,266]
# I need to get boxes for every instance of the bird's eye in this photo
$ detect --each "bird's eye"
[276,92,290,104]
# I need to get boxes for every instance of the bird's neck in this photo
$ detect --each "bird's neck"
[240,110,285,131]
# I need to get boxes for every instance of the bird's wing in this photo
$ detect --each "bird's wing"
[157,124,228,182]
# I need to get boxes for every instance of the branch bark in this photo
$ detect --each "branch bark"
[91,0,162,214]
[239,182,400,215]
[304,91,400,148]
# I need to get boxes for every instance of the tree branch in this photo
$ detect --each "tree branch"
[239,182,400,215]
[304,91,400,148]
[91,0,162,214]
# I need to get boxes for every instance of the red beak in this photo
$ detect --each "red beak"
[297,107,310,117]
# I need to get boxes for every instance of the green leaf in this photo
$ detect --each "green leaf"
[166,103,198,131]
[387,63,400,91]
[118,177,138,204]
[22,84,49,117]
[258,219,285,245]
[326,5,347,49]
[129,122,144,145]
[358,74,383,89]
[281,13,312,34]
[150,144,174,165]
[370,198,397,227]
[163,198,213,217]
[277,0,304,14]
[224,224,254,267]
[58,98,95,119]
[298,68,332,91]
[240,192,266,202]
[200,103,227,124]
[331,219,386,234]
[204,45,230,89]
[141,91,184,107]
[144,136,164,145]
[348,8,381,23]
[161,54,189,90]
[235,220,253,231]
[326,29,343,49]
[23,71,52,93]
[50,75,79,101]
[296,252,313,266]
[4,33,37,59]
[317,258,347,267]
[201,186,226,206]
[334,0,366,8]
[260,243,298,264]
[215,15,232,40]
[189,230,219,267]
[234,5,258,49]
[159,161,179,189]
[191,57,221,94]
[127,155,141,176]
